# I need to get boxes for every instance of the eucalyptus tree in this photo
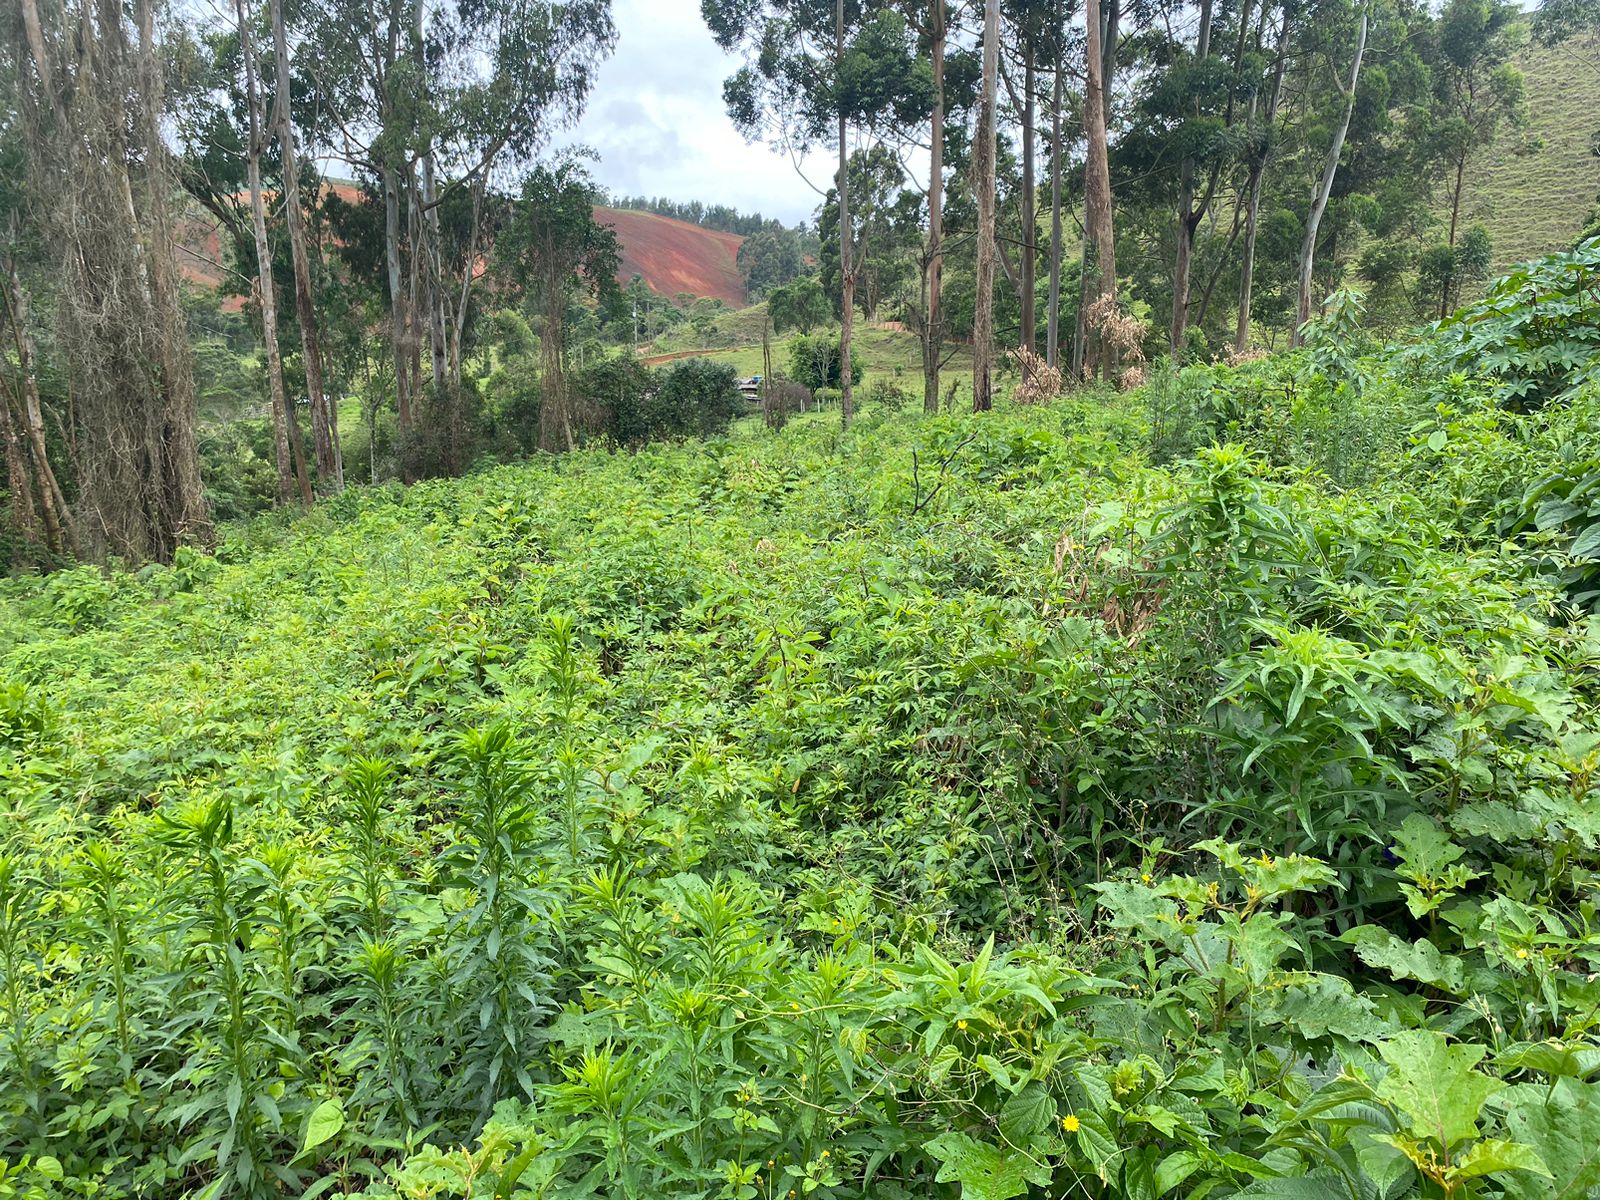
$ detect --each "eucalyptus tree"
[704,0,930,425]
[1236,2,1290,351]
[299,0,614,472]
[235,0,313,506]
[269,0,341,490]
[496,159,620,454]
[1428,0,1525,265]
[1292,0,1370,344]
[10,0,211,562]
[973,0,1000,410]
[1080,0,1118,379]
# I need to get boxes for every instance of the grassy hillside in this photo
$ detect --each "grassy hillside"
[1462,33,1600,271]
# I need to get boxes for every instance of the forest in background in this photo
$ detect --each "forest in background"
[2,0,1598,572]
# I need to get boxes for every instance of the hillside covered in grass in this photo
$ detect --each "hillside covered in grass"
[4,243,1600,1200]
[1460,33,1600,271]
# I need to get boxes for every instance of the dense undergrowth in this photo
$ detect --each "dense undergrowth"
[5,247,1600,1200]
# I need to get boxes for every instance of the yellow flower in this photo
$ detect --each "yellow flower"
[1141,873,1152,884]
[821,1150,830,1158]
[1061,1115,1081,1133]
[1516,948,1531,960]
[957,1019,969,1030]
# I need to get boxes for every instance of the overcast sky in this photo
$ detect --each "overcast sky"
[552,0,834,226]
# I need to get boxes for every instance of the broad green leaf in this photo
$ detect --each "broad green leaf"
[1448,1138,1551,1183]
[924,1132,1052,1200]
[1502,1078,1600,1199]
[1153,1150,1201,1195]
[1570,521,1600,560]
[32,1157,64,1183]
[1377,1031,1499,1148]
[1236,1170,1350,1197]
[997,1085,1055,1145]
[1342,927,1470,993]
[300,1098,346,1157]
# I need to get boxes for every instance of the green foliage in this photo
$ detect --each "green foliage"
[767,277,832,335]
[1436,238,1600,406]
[786,334,865,392]
[5,287,1600,1200]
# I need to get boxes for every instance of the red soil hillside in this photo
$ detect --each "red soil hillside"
[595,207,746,307]
[178,192,748,311]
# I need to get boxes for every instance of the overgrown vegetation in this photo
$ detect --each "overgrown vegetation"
[4,257,1600,1199]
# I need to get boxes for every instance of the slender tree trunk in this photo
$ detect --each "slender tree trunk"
[836,0,855,425]
[1020,42,1037,366]
[0,385,39,550]
[383,168,411,439]
[236,0,310,506]
[135,0,213,557]
[451,176,485,388]
[270,0,341,492]
[1448,155,1466,250]
[922,0,946,413]
[1169,0,1215,356]
[1237,9,1288,353]
[1074,0,1120,379]
[1293,0,1368,345]
[1,265,71,554]
[1047,68,1064,368]
[973,0,1000,411]
[1083,0,1118,379]
[1439,154,1469,318]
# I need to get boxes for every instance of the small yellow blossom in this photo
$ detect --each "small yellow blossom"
[1516,948,1531,960]
[821,1150,830,1158]
[957,1019,969,1030]
[1141,873,1152,884]
[1061,1115,1081,1133]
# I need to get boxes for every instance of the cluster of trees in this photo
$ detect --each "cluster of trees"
[3,0,1595,571]
[1,0,626,567]
[705,0,1583,421]
[606,194,786,236]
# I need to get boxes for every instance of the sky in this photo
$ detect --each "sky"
[552,0,834,225]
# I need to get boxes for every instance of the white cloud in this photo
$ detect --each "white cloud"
[553,0,834,225]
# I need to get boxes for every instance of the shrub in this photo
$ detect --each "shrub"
[786,333,864,391]
[863,377,911,411]
[571,355,653,446]
[650,358,746,439]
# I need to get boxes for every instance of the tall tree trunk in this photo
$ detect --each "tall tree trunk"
[451,175,485,389]
[1293,0,1368,346]
[270,0,341,492]
[1237,8,1289,353]
[0,264,72,554]
[972,0,1000,411]
[1439,154,1468,318]
[1020,42,1037,366]
[1169,0,1215,357]
[133,0,212,556]
[0,385,39,550]
[1083,0,1118,379]
[836,0,855,425]
[1047,67,1064,368]
[236,0,310,506]
[922,0,946,413]
[383,168,412,442]
[539,243,574,454]
[1074,0,1120,379]
[21,0,209,561]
